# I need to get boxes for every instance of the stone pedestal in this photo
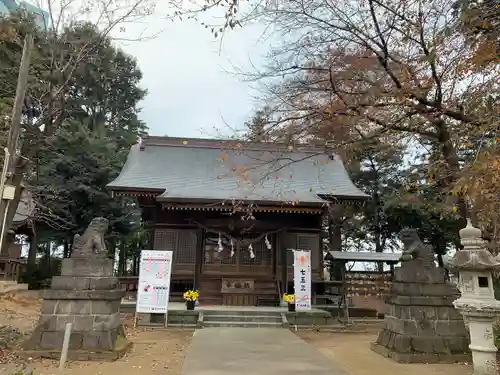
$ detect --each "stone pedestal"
[462,309,500,375]
[22,257,130,361]
[371,229,470,363]
[446,219,500,375]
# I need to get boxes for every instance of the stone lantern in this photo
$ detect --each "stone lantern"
[447,219,500,375]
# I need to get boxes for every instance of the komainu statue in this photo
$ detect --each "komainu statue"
[71,217,109,257]
[399,228,435,265]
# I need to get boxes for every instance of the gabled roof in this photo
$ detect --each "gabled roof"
[107,136,369,205]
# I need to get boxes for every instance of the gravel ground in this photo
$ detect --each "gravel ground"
[297,331,473,375]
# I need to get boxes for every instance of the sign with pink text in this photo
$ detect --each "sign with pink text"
[136,250,173,314]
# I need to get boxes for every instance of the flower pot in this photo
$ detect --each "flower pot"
[288,303,296,312]
[186,300,196,310]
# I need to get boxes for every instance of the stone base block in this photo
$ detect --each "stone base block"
[35,312,122,332]
[23,281,126,361]
[371,342,471,364]
[20,339,131,361]
[373,328,470,360]
[51,275,119,290]
[285,310,331,326]
[22,323,130,361]
[42,289,124,302]
[60,258,114,277]
[382,315,467,336]
[393,267,446,284]
[389,281,459,298]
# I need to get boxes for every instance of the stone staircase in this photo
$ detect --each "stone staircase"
[202,310,283,328]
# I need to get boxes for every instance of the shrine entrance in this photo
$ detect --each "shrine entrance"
[200,232,275,306]
[202,232,273,276]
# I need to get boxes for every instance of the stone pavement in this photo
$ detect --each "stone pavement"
[180,328,348,375]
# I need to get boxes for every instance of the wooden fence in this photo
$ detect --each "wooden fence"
[0,258,26,282]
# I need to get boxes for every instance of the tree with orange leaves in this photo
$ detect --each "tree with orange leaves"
[231,0,498,224]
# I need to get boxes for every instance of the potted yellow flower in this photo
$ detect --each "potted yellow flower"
[283,293,295,312]
[183,290,199,310]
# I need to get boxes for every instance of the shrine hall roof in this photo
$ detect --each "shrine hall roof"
[107,136,369,205]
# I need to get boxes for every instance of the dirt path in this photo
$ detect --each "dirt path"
[0,291,41,333]
[1,328,193,375]
[298,331,473,375]
[0,291,193,375]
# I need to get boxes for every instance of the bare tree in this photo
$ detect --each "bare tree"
[227,0,499,220]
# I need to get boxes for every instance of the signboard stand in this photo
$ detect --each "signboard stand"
[292,249,312,311]
[134,250,173,328]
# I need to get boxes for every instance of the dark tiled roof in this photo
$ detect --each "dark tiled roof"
[107,137,369,205]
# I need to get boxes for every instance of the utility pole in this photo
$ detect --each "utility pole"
[0,32,34,256]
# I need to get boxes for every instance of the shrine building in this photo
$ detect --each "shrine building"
[107,136,368,306]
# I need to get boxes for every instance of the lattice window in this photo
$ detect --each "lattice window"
[239,237,272,266]
[176,230,197,263]
[240,241,260,265]
[154,229,176,250]
[153,228,197,264]
[204,233,236,265]
[277,233,296,266]
[256,237,272,266]
[278,232,320,268]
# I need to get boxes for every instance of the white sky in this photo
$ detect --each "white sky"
[18,0,272,138]
[112,3,272,138]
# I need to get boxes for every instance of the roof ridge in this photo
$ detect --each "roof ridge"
[140,135,329,154]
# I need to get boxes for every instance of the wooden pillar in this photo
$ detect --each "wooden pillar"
[194,228,205,290]
[280,241,288,295]
[328,203,343,252]
[272,233,278,280]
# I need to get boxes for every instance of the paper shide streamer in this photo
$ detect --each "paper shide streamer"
[218,233,223,252]
[265,234,272,250]
[248,243,255,259]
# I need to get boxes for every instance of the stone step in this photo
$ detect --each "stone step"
[198,296,223,304]
[203,320,282,328]
[168,323,197,328]
[202,310,282,317]
[204,314,282,323]
[257,298,280,307]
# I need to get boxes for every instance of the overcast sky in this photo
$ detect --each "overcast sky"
[114,3,271,138]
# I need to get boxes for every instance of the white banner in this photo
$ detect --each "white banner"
[136,250,173,314]
[293,250,312,310]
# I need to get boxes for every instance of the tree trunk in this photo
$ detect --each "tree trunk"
[0,162,28,256]
[132,254,139,276]
[436,120,467,221]
[329,219,342,252]
[63,238,70,258]
[118,241,126,276]
[27,222,37,267]
[374,235,384,273]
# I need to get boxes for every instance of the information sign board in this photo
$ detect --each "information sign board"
[136,250,173,314]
